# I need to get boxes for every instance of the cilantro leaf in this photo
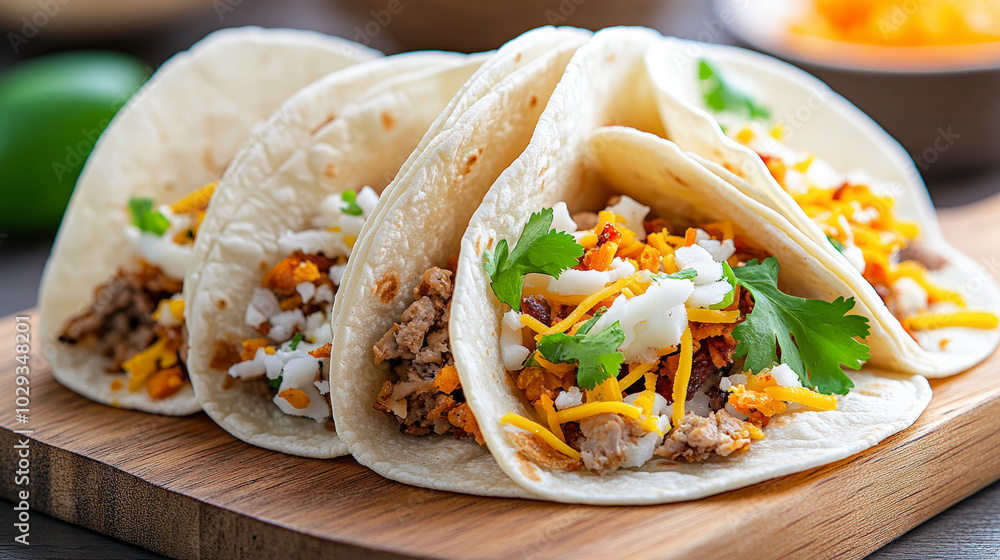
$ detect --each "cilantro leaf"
[341,190,363,216]
[698,59,771,121]
[709,262,737,310]
[536,320,625,390]
[129,197,170,236]
[289,332,304,351]
[522,353,542,368]
[731,257,870,395]
[827,235,845,253]
[484,208,583,310]
[651,268,698,282]
[269,376,282,389]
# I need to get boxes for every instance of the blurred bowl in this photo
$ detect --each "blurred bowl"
[718,0,1000,176]
[337,0,665,53]
[0,0,207,36]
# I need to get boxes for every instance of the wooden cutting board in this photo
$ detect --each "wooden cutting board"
[4,193,1000,560]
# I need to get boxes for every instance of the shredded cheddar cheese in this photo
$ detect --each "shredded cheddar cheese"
[538,395,565,442]
[618,362,657,396]
[670,327,694,427]
[520,313,549,334]
[687,308,741,324]
[764,386,838,411]
[554,402,642,424]
[169,182,217,214]
[902,311,1000,331]
[501,413,582,459]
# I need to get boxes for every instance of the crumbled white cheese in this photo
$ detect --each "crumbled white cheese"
[550,201,577,234]
[591,278,693,361]
[607,195,650,241]
[555,387,584,410]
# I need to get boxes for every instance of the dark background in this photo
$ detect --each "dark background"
[2,0,999,558]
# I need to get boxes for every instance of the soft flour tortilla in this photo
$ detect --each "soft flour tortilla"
[327,27,591,497]
[184,53,486,458]
[38,27,378,415]
[448,28,932,504]
[645,40,1000,377]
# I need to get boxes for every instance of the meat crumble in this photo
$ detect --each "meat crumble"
[373,267,483,444]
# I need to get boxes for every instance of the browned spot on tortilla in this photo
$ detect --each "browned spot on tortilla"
[538,165,547,177]
[540,178,546,191]
[530,95,538,107]
[325,163,337,178]
[515,52,523,63]
[515,452,542,481]
[375,273,399,304]
[381,110,395,130]
[216,299,227,310]
[664,168,689,188]
[202,146,216,172]
[260,260,269,271]
[312,114,336,135]
[506,430,582,471]
[463,149,483,175]
[606,53,617,62]
[474,236,484,256]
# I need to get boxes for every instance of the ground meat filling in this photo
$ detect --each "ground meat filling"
[656,409,752,462]
[374,267,483,444]
[59,262,181,372]
[578,413,647,473]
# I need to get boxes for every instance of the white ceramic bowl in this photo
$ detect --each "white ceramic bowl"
[717,0,1000,175]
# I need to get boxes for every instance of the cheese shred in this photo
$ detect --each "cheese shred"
[670,326,694,427]
[500,413,581,459]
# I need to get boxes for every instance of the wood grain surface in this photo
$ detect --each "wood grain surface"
[2,192,1000,560]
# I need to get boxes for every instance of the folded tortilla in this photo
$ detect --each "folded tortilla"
[183,52,489,457]
[38,27,379,415]
[447,27,932,504]
[327,26,592,497]
[645,40,1000,377]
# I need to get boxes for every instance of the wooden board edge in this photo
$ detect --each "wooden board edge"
[0,427,417,560]
[692,398,1000,560]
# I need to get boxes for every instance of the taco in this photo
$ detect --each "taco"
[327,26,592,497]
[645,41,1000,377]
[182,52,489,457]
[38,27,379,415]
[443,27,931,504]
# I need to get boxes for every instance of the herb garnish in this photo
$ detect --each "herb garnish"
[129,197,170,236]
[731,257,870,394]
[341,190,363,216]
[484,208,583,311]
[536,310,626,390]
[698,59,771,120]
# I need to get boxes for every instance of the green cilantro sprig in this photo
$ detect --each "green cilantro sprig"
[288,332,304,351]
[698,59,771,121]
[484,208,583,311]
[535,311,625,390]
[129,197,170,236]
[827,235,845,253]
[341,190,363,216]
[709,262,737,310]
[731,257,870,395]
[650,268,698,282]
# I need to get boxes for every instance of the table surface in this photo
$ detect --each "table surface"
[2,0,1000,558]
